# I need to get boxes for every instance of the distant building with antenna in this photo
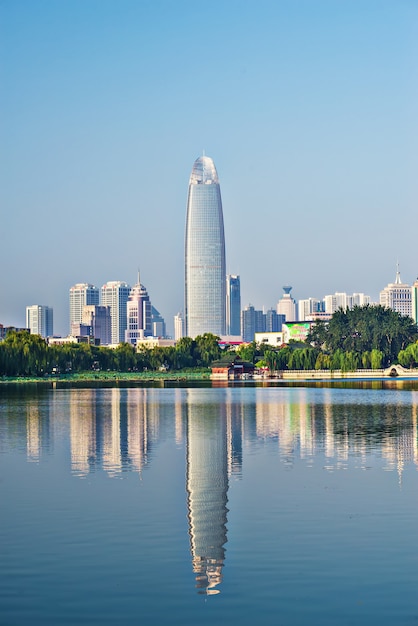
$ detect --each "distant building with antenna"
[379,264,412,317]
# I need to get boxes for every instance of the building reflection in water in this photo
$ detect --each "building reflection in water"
[26,395,51,462]
[70,390,97,477]
[186,389,230,595]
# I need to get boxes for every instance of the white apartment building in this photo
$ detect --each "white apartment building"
[101,281,131,345]
[26,305,53,338]
[69,283,99,331]
[324,292,370,315]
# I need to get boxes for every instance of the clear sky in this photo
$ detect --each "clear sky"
[1,0,417,335]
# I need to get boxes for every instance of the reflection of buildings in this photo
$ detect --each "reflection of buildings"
[186,390,229,594]
[26,396,51,461]
[70,390,97,476]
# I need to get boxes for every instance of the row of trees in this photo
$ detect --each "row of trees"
[306,305,418,367]
[0,331,223,377]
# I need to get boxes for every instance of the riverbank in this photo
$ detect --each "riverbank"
[0,369,212,386]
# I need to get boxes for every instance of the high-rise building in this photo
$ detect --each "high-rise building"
[226,275,241,336]
[69,283,99,331]
[265,308,284,332]
[174,312,184,341]
[26,305,53,338]
[277,286,297,321]
[125,275,152,345]
[412,279,418,325]
[298,298,322,321]
[82,305,111,345]
[151,306,166,338]
[379,266,412,318]
[185,156,226,339]
[101,281,131,345]
[241,305,265,342]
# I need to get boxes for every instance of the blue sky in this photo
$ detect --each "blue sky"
[1,0,417,335]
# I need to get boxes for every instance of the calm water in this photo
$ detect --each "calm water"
[1,383,418,625]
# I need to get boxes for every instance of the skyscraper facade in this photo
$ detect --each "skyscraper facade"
[226,275,241,336]
[379,267,412,318]
[101,281,131,344]
[82,305,112,345]
[26,305,53,338]
[185,156,226,339]
[125,276,152,345]
[69,283,99,331]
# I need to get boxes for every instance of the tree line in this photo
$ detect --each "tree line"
[0,331,222,377]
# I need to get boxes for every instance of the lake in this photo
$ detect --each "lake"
[1,382,418,625]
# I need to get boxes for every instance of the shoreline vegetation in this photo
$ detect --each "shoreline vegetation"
[0,368,211,386]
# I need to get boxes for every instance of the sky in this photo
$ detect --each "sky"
[1,0,417,336]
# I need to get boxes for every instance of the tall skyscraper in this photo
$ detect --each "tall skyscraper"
[26,305,53,338]
[101,281,131,345]
[69,283,99,331]
[226,275,241,336]
[125,274,152,345]
[185,156,226,339]
[379,265,412,318]
[277,286,297,321]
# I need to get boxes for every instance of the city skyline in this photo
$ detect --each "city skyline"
[1,1,417,335]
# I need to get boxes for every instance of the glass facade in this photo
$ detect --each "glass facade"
[185,156,226,338]
[226,274,241,336]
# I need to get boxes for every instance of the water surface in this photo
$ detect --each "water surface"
[1,384,418,625]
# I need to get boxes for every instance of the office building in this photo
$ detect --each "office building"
[241,305,265,342]
[226,275,241,336]
[125,275,152,345]
[101,281,131,344]
[69,283,99,331]
[265,308,284,332]
[174,312,184,340]
[185,155,226,338]
[26,305,53,338]
[82,305,111,345]
[277,286,297,321]
[299,298,322,321]
[379,267,412,318]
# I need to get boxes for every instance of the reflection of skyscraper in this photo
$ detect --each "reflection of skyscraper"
[185,156,226,338]
[102,388,122,477]
[186,390,229,594]
[126,388,149,473]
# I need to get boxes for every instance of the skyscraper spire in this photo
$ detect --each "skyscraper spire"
[395,261,402,284]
